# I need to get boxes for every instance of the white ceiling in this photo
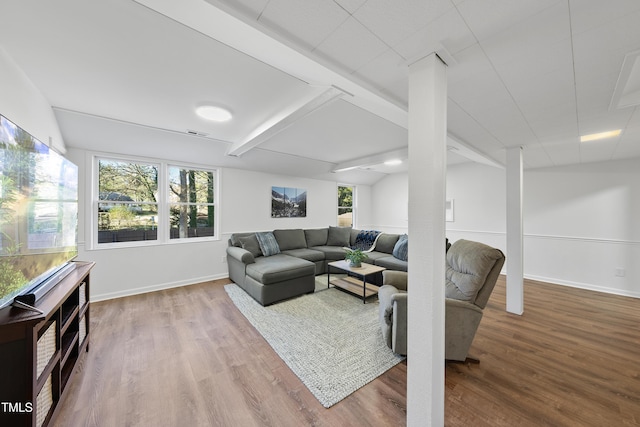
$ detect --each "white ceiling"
[1,0,640,185]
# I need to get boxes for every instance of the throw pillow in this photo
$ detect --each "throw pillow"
[351,230,382,252]
[327,226,351,246]
[392,234,408,261]
[239,235,263,258]
[255,231,281,257]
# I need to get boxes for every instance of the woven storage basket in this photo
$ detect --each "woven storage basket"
[79,315,86,345]
[79,282,87,307]
[36,321,56,379]
[36,374,53,427]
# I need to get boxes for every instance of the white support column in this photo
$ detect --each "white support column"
[506,146,524,315]
[407,53,447,427]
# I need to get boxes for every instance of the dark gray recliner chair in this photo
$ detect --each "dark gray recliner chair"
[378,239,505,362]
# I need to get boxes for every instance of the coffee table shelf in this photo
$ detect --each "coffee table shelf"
[327,260,386,303]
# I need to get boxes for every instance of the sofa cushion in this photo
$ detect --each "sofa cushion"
[281,248,325,263]
[239,235,263,258]
[327,226,352,246]
[246,254,315,285]
[392,234,408,261]
[374,255,408,272]
[304,228,328,247]
[445,239,503,303]
[311,245,348,261]
[255,231,281,256]
[274,229,307,251]
[374,233,400,254]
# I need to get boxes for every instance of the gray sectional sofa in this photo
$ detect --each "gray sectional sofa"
[226,227,407,305]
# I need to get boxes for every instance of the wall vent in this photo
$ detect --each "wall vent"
[186,129,209,137]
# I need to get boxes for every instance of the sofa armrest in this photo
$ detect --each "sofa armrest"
[226,246,255,264]
[382,270,408,291]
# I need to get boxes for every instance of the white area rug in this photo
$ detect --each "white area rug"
[224,279,404,408]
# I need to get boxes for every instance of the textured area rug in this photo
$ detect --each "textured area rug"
[224,280,404,408]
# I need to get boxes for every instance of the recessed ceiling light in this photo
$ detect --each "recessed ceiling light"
[384,159,403,166]
[580,129,621,142]
[195,105,232,122]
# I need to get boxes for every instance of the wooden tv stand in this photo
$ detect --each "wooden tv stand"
[0,261,95,427]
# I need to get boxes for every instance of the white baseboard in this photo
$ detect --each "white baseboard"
[525,274,640,299]
[91,273,230,302]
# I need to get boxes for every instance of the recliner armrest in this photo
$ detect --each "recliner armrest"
[382,270,408,291]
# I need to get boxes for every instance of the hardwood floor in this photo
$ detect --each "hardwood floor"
[52,276,639,426]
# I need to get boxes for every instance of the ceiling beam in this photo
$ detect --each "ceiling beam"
[332,147,409,173]
[226,86,347,157]
[133,0,407,129]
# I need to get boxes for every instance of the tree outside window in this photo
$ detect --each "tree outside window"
[168,166,215,239]
[338,185,354,227]
[98,159,158,243]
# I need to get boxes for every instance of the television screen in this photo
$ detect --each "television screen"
[0,115,78,309]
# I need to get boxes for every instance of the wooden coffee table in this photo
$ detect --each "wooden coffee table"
[327,260,386,303]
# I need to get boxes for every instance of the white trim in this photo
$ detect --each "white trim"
[524,274,640,299]
[90,273,229,302]
[445,229,640,246]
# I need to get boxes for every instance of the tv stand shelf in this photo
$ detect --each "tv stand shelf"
[0,261,94,427]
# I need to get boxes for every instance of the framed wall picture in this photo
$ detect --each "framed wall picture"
[271,186,307,218]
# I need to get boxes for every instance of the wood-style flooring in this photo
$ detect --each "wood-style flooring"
[52,276,639,426]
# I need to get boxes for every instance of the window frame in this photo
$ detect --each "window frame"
[88,152,219,250]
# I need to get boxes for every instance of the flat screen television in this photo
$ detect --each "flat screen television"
[0,115,78,310]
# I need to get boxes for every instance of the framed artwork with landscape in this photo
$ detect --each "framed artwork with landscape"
[271,186,307,218]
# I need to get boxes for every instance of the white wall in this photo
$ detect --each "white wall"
[0,48,374,302]
[371,159,640,298]
[0,48,66,152]
[68,144,372,301]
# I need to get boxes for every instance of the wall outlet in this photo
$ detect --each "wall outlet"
[615,268,626,277]
[221,256,227,263]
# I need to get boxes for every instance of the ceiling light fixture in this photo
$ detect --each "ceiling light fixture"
[580,129,621,142]
[384,159,402,166]
[196,105,233,122]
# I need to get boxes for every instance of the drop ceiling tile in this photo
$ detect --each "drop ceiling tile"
[569,0,640,35]
[353,0,454,47]
[447,101,506,154]
[258,0,349,50]
[259,99,407,164]
[571,11,640,62]
[392,7,476,62]
[541,140,581,166]
[353,48,409,105]
[522,144,554,168]
[334,0,367,14]
[314,16,390,73]
[457,0,564,42]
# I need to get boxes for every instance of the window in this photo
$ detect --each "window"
[97,159,159,244]
[337,185,354,227]
[93,155,217,247]
[168,166,215,239]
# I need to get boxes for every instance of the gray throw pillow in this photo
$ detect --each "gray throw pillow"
[255,231,281,256]
[392,234,408,261]
[239,235,262,258]
[327,226,351,246]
